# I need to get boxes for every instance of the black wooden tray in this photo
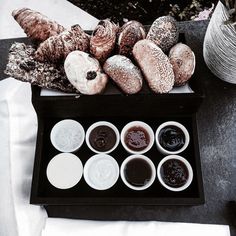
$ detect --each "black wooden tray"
[29,27,204,207]
[30,112,204,205]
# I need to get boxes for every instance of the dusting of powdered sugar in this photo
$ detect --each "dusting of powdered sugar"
[103,55,143,94]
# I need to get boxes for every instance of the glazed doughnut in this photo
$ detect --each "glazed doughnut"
[118,20,146,57]
[64,51,108,95]
[103,55,143,94]
[133,39,174,93]
[90,20,119,63]
[169,43,196,86]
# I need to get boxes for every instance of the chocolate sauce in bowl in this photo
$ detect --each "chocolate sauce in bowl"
[89,125,117,152]
[159,125,185,151]
[125,126,150,151]
[124,158,152,187]
[160,159,189,188]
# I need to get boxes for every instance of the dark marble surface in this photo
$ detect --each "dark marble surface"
[1,20,236,235]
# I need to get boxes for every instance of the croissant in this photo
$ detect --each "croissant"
[34,25,90,63]
[12,8,65,42]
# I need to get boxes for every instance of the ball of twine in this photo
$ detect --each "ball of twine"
[203,1,236,84]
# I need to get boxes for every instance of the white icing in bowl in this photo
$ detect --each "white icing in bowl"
[46,153,83,189]
[84,154,119,190]
[50,119,85,152]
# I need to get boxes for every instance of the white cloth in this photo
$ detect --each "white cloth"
[0,99,17,236]
[0,79,47,236]
[42,219,230,236]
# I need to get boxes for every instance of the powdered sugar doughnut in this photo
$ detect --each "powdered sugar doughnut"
[169,43,196,86]
[103,55,143,94]
[64,51,108,95]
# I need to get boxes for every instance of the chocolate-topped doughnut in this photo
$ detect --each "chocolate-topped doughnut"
[147,16,179,53]
[90,20,119,63]
[133,39,174,93]
[103,55,143,94]
[118,20,146,57]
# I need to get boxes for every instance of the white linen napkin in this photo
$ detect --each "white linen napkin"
[0,78,47,236]
[42,219,230,236]
[0,99,18,236]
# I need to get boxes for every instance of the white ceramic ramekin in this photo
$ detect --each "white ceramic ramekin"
[50,119,85,153]
[157,155,193,192]
[85,121,120,154]
[121,121,154,155]
[155,121,190,155]
[83,154,119,190]
[46,153,83,189]
[120,154,156,191]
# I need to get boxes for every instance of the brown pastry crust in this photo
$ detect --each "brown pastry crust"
[118,20,146,57]
[90,20,119,63]
[169,43,196,86]
[147,16,179,52]
[133,39,174,93]
[12,8,65,42]
[103,55,143,94]
[34,25,90,63]
[5,43,77,93]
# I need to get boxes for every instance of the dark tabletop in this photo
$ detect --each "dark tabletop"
[1,20,236,235]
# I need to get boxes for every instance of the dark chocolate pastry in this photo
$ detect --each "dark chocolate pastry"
[5,43,77,93]
[118,20,146,57]
[147,16,179,52]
